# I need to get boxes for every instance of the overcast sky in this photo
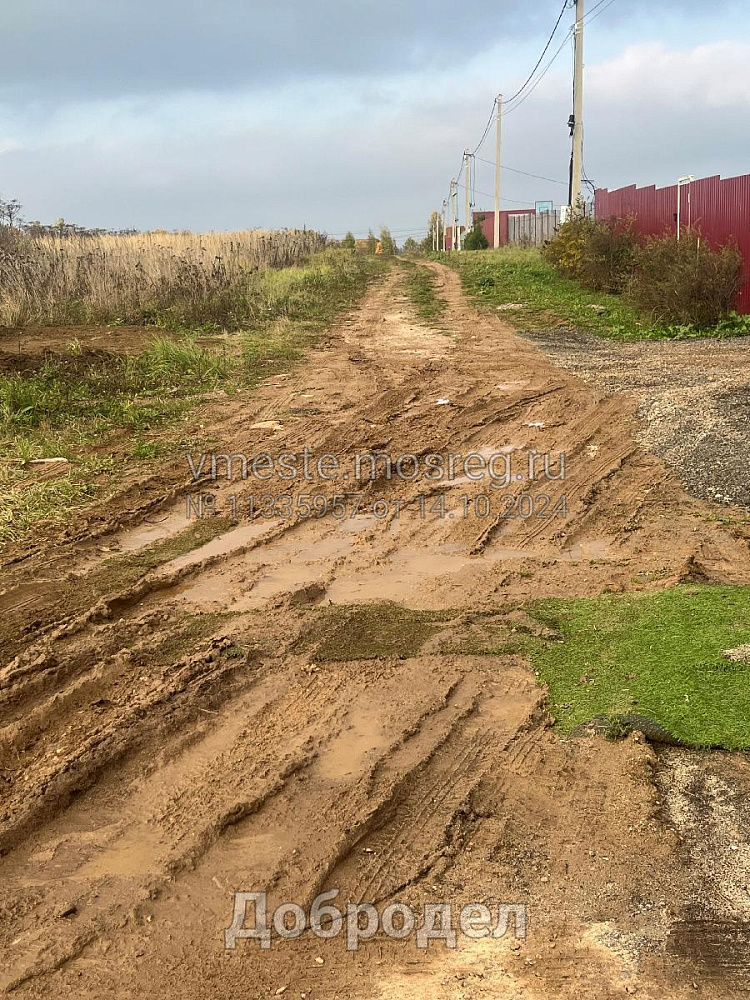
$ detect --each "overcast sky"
[1,1,748,237]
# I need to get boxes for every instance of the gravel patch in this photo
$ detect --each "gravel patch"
[521,326,750,508]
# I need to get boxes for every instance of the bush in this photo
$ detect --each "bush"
[541,214,599,282]
[631,230,743,327]
[580,217,639,294]
[542,215,638,293]
[464,216,489,251]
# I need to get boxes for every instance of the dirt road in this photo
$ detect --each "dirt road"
[2,263,750,998]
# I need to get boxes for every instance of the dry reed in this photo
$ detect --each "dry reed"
[0,229,327,327]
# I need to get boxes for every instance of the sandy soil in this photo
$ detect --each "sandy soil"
[1,262,750,998]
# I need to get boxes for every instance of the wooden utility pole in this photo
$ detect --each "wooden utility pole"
[570,0,585,211]
[494,95,503,249]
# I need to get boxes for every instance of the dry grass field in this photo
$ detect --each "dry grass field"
[0,229,327,327]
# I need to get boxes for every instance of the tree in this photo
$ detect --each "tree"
[366,230,377,254]
[464,215,489,251]
[0,196,22,229]
[342,231,356,250]
[402,237,419,254]
[379,227,396,255]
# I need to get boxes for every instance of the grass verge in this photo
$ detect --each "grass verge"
[528,584,750,749]
[446,248,750,341]
[400,262,448,326]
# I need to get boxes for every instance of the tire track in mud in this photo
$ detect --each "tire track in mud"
[2,263,750,998]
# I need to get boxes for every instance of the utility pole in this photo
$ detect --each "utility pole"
[570,0,585,211]
[463,149,472,250]
[494,95,503,249]
[450,180,458,251]
[441,200,447,252]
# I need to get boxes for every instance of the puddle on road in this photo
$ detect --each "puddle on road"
[337,515,379,534]
[326,540,614,605]
[174,529,357,609]
[0,582,56,615]
[166,520,280,573]
[115,506,191,554]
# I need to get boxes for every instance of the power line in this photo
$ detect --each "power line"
[501,0,620,121]
[472,100,498,156]
[440,0,620,236]
[475,156,568,186]
[582,0,618,25]
[502,0,572,106]
[457,182,535,207]
[503,29,574,116]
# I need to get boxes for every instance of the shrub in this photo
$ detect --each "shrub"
[464,216,489,251]
[541,214,598,281]
[631,230,743,327]
[579,217,639,294]
[542,215,638,293]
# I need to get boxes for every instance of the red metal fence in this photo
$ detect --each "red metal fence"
[595,173,750,314]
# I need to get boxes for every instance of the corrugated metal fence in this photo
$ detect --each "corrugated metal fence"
[446,209,552,250]
[595,173,750,314]
[506,211,560,247]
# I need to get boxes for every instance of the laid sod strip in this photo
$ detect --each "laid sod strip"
[528,585,750,750]
[447,248,750,341]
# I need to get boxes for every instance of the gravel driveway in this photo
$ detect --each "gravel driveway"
[521,326,750,509]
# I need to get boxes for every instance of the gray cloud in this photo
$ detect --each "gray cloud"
[3,0,734,101]
[1,1,746,233]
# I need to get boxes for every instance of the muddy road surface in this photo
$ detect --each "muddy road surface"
[2,263,750,998]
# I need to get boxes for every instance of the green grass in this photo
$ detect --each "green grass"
[401,263,448,326]
[527,585,750,749]
[448,248,750,341]
[0,250,386,545]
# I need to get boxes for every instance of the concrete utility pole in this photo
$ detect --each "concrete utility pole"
[441,200,448,252]
[450,180,458,251]
[494,94,503,249]
[463,149,472,249]
[570,0,585,211]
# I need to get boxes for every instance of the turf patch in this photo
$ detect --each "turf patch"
[529,584,750,749]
